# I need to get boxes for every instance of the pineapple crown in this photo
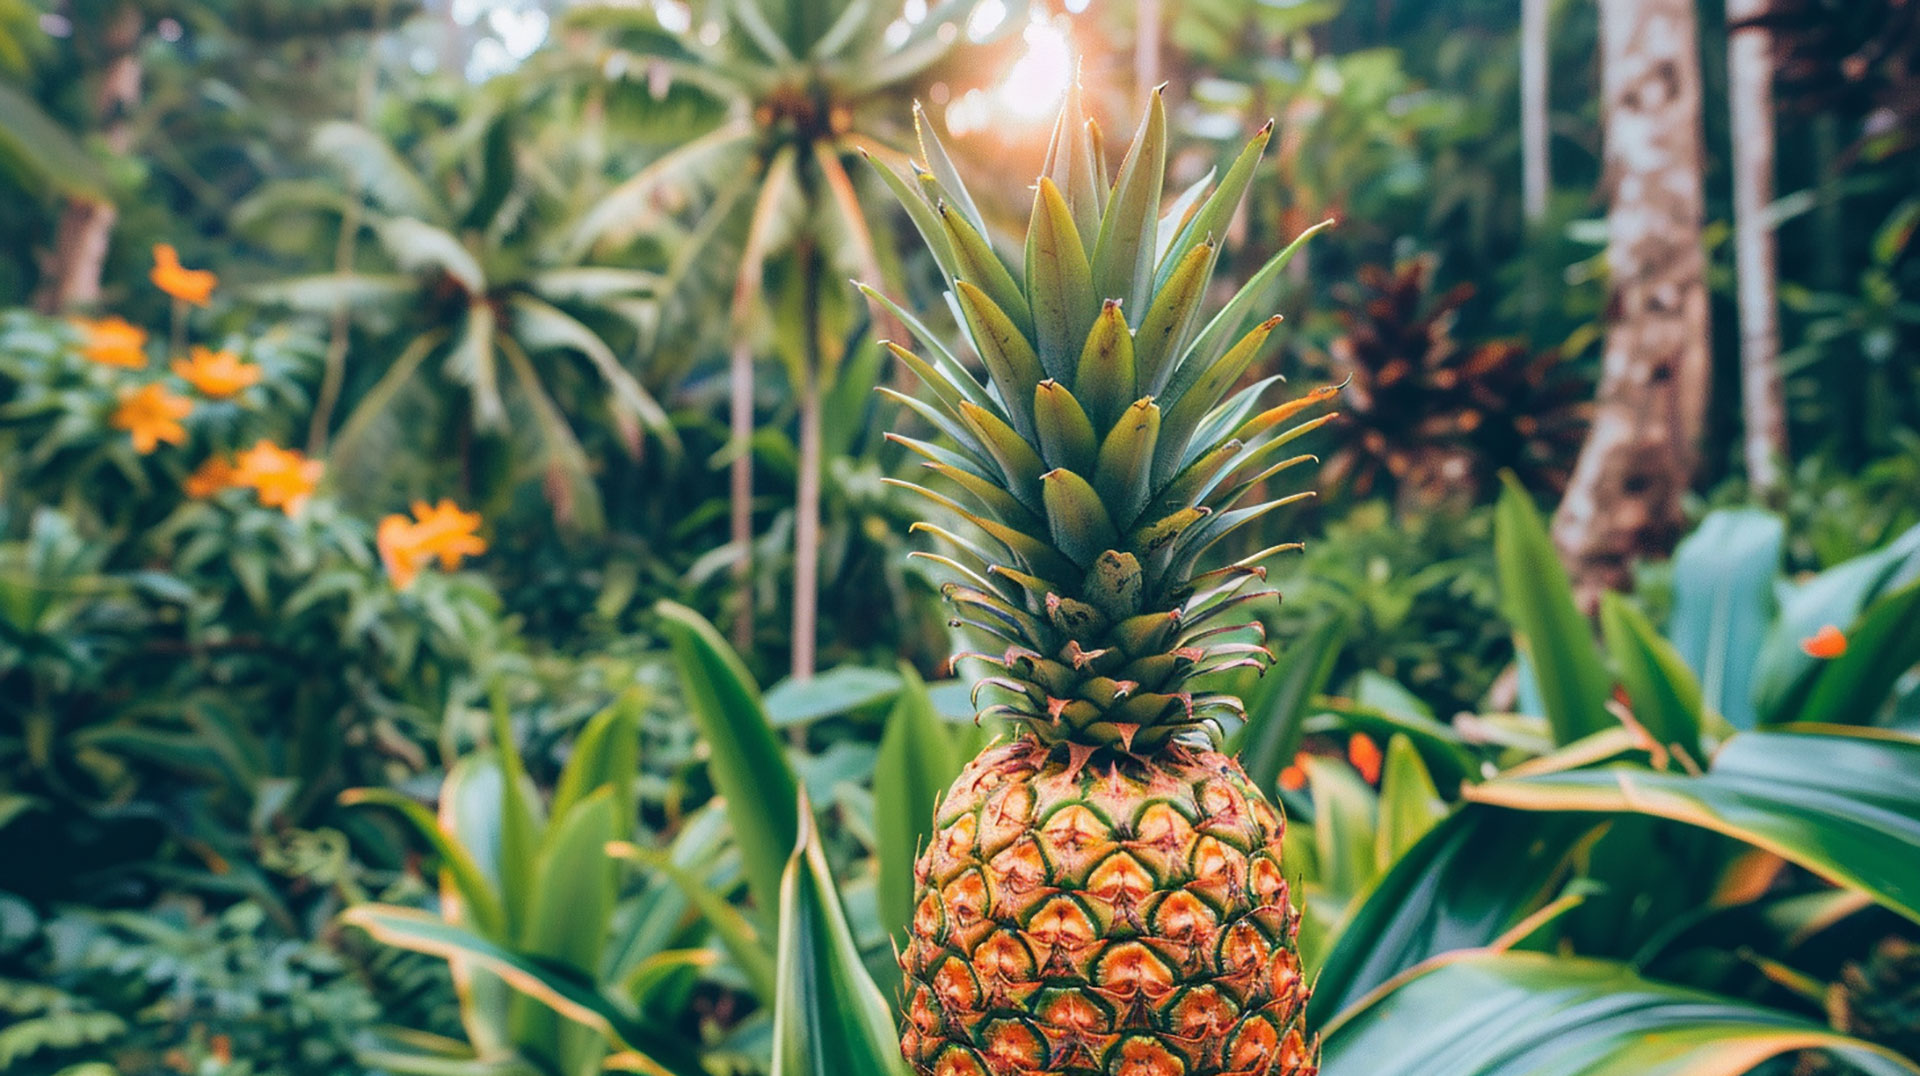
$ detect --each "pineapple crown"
[869,89,1336,754]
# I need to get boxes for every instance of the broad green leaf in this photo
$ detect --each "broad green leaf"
[656,600,800,921]
[770,800,909,1076]
[0,83,110,198]
[1303,702,1475,794]
[505,294,680,453]
[1375,735,1446,871]
[339,906,704,1076]
[519,789,619,968]
[1600,592,1706,762]
[763,666,904,728]
[311,120,438,220]
[1753,522,1920,724]
[338,787,506,939]
[550,690,643,825]
[1791,579,1920,726]
[613,844,776,1004]
[872,667,963,943]
[376,217,487,294]
[1303,755,1379,907]
[1319,950,1920,1076]
[1667,509,1782,729]
[1494,474,1615,746]
[1233,615,1347,795]
[1308,806,1597,1024]
[1467,727,1920,924]
[488,691,543,936]
[513,790,620,1076]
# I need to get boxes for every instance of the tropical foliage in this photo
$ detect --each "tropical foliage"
[2,2,1919,1076]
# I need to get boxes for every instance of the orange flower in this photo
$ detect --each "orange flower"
[377,515,427,589]
[151,243,217,306]
[1800,624,1848,659]
[172,346,262,398]
[73,315,150,369]
[233,439,323,516]
[1348,735,1383,784]
[184,454,237,498]
[378,498,486,588]
[1279,753,1310,792]
[111,383,193,453]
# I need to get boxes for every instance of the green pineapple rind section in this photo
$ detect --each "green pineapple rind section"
[872,90,1336,752]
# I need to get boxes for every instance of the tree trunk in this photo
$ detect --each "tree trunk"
[1726,0,1788,498]
[310,0,390,454]
[729,336,755,653]
[1521,0,1552,224]
[790,245,826,684]
[35,5,141,314]
[1552,0,1711,604]
[791,366,822,683]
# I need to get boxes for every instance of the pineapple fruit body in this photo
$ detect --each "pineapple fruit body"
[875,90,1330,1075]
[901,739,1313,1076]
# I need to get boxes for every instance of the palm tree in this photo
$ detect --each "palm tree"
[563,0,1023,673]
[242,106,676,531]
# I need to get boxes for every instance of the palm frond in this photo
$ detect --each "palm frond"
[310,120,440,221]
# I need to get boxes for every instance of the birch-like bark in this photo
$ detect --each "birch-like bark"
[1552,0,1712,603]
[1726,0,1788,496]
[36,5,141,314]
[1521,0,1552,223]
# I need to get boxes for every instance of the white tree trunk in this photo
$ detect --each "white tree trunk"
[1726,0,1788,496]
[1552,0,1712,604]
[1521,0,1552,223]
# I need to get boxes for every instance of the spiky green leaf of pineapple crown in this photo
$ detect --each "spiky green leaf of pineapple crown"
[870,89,1335,754]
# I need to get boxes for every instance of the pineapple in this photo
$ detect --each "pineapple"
[870,91,1330,1076]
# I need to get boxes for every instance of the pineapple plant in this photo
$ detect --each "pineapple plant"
[869,90,1331,1076]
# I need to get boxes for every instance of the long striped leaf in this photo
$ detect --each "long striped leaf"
[1494,474,1615,746]
[1666,508,1782,728]
[770,797,910,1076]
[656,601,800,922]
[1320,950,1920,1076]
[1466,727,1920,924]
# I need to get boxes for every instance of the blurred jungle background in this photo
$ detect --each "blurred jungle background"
[2,0,1918,1074]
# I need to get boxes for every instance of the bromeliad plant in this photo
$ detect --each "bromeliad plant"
[871,92,1334,1075]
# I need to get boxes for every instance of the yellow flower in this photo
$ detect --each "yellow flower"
[172,346,262,398]
[111,383,193,454]
[183,454,237,499]
[233,439,323,516]
[151,243,217,306]
[378,498,486,588]
[73,315,150,369]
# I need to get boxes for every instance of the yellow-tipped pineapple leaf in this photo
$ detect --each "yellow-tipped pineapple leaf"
[1026,177,1097,381]
[1091,89,1167,318]
[1032,380,1099,476]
